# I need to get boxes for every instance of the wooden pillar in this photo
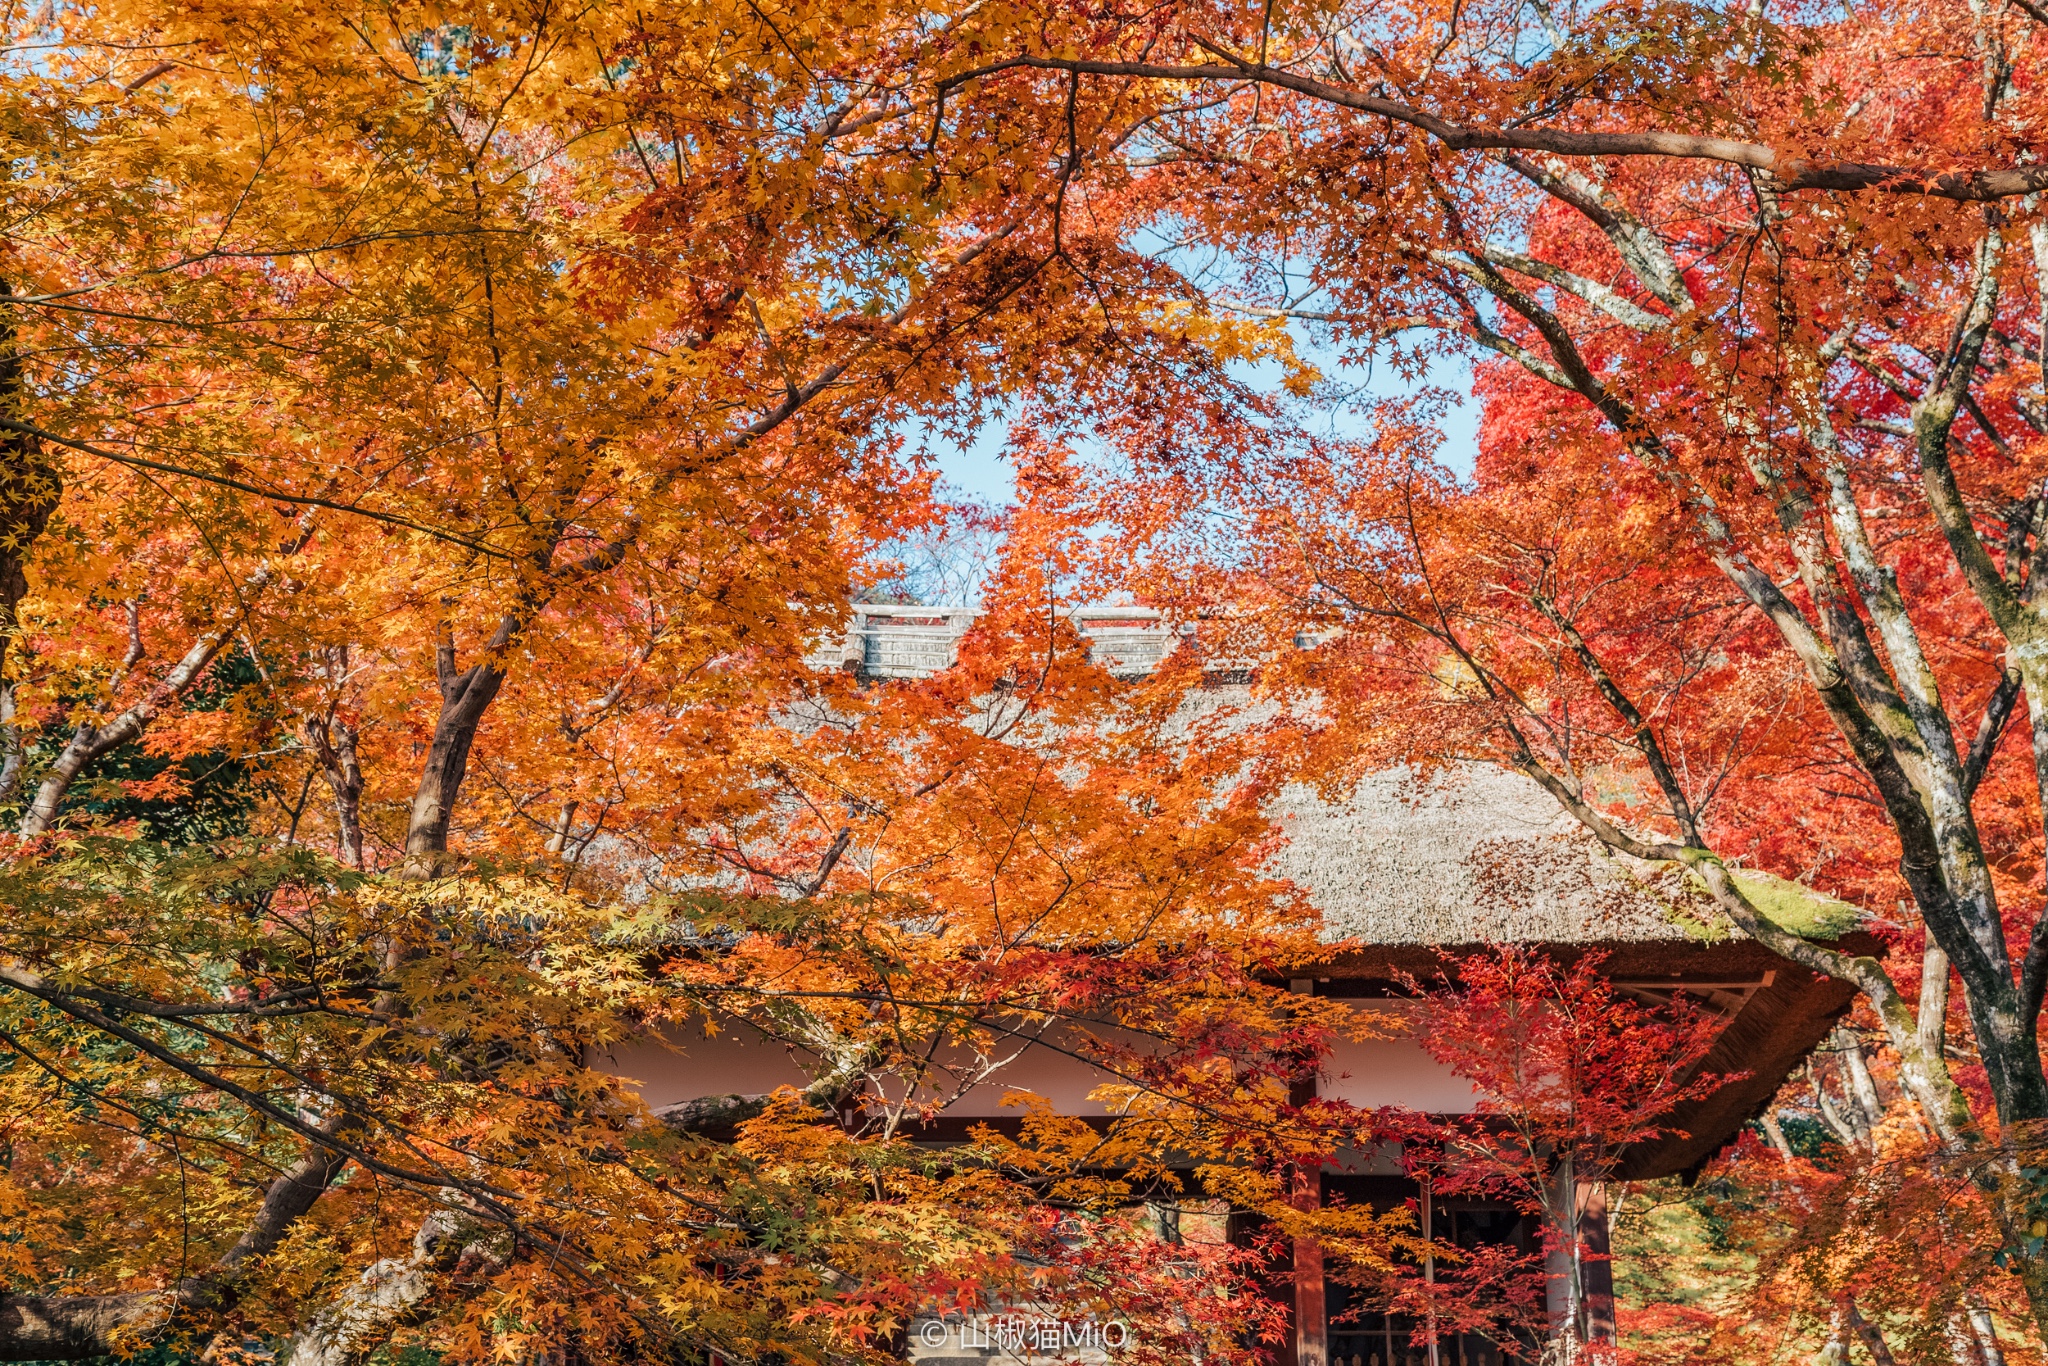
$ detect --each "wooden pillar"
[1421,1177,1441,1366]
[1294,1165,1327,1366]
[1288,978,1327,1366]
[1577,1180,1616,1345]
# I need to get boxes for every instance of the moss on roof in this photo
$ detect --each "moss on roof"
[1724,868,1862,941]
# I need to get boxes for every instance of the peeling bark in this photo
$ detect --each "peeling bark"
[1946,1312,1990,1366]
[300,645,366,868]
[281,1208,503,1366]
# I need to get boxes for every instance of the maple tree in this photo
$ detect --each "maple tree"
[1606,1008,2034,1365]
[826,0,2048,1336]
[0,0,1333,1362]
[9,0,2046,1355]
[1282,949,1731,1363]
[1400,951,1730,1357]
[1630,1056,2031,1366]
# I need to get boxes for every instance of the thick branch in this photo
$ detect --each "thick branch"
[20,629,230,836]
[1475,244,1671,332]
[1963,669,2022,800]
[1920,943,1951,1061]
[940,55,2048,201]
[281,1209,501,1366]
[1485,163,1692,311]
[1508,756,1972,1139]
[1810,414,1969,808]
[1459,249,2000,1037]
[1846,1300,1901,1366]
[402,528,636,873]
[1917,228,2024,639]
[304,709,366,869]
[650,1027,875,1136]
[0,1119,353,1361]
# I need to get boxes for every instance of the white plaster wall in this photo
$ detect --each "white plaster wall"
[592,1020,1127,1117]
[596,1006,1478,1118]
[1317,1003,1481,1114]
[904,1036,1122,1117]
[593,1023,820,1109]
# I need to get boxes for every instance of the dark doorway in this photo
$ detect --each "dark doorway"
[1323,1177,1534,1366]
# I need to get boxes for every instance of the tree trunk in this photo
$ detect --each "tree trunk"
[1576,1180,1615,1346]
[400,617,523,877]
[0,1119,351,1360]
[544,798,578,855]
[1845,1300,1901,1366]
[1944,1311,1988,1366]
[1761,1111,1798,1164]
[327,721,365,869]
[303,702,365,869]
[1966,1295,2008,1366]
[1837,1030,1888,1132]
[1477,212,2048,1335]
[1815,1303,1850,1366]
[397,529,634,877]
[281,1207,501,1366]
[1544,1156,1587,1361]
[19,629,228,835]
[1813,1064,1867,1150]
[1291,1165,1327,1366]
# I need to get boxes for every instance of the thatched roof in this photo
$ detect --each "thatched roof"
[1162,678,1715,948]
[1270,765,1714,947]
[799,610,1738,948]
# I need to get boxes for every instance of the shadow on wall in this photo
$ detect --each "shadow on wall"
[595,1004,1476,1120]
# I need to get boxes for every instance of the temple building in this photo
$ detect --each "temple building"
[609,606,1860,1364]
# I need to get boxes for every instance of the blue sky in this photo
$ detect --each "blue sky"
[930,335,1481,505]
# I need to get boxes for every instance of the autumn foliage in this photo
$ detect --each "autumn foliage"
[1272,951,1732,1359]
[2,0,2047,1360]
[0,0,1329,1360]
